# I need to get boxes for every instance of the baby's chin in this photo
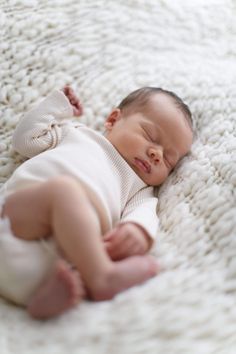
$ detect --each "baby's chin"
[139,173,166,187]
[131,168,157,186]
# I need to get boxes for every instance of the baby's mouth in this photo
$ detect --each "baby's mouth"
[134,158,151,174]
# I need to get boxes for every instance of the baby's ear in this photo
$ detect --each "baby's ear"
[104,109,121,130]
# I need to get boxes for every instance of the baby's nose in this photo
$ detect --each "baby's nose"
[148,147,163,163]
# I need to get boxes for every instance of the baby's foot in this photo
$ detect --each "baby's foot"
[90,255,159,301]
[27,260,86,319]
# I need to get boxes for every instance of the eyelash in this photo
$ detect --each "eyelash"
[144,130,155,142]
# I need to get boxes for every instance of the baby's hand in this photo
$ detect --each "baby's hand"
[62,86,83,117]
[103,222,151,261]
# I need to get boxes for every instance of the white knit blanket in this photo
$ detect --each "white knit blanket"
[0,1,235,353]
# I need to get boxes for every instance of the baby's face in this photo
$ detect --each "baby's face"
[104,93,193,186]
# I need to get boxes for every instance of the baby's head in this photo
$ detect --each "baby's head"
[104,87,193,186]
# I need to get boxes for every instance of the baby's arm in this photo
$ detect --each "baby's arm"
[12,88,81,158]
[104,187,159,261]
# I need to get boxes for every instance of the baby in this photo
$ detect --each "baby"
[0,86,193,319]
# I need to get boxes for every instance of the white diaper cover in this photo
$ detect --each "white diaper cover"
[0,193,58,306]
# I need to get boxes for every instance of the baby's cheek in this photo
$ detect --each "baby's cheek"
[153,167,169,185]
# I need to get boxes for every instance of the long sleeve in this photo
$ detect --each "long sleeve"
[12,90,74,158]
[120,187,159,245]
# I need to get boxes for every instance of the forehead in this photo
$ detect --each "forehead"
[141,93,193,153]
[142,93,178,116]
[140,93,185,127]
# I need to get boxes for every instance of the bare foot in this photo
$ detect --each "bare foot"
[27,260,86,319]
[90,255,159,301]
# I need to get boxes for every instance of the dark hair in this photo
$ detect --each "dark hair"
[117,87,193,130]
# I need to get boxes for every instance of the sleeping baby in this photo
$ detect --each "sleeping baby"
[0,86,193,319]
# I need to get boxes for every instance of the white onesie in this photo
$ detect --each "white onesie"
[0,90,159,306]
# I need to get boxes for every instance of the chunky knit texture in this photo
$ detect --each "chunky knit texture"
[0,1,236,353]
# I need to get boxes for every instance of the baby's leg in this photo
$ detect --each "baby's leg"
[2,176,158,302]
[28,259,86,319]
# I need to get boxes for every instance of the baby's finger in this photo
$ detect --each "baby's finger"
[108,237,135,261]
[105,234,124,253]
[70,97,76,104]
[108,230,127,249]
[105,241,119,260]
[73,106,82,117]
[62,85,72,96]
[103,227,119,241]
[103,240,111,251]
[75,101,83,115]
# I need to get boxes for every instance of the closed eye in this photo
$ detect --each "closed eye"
[143,128,155,142]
